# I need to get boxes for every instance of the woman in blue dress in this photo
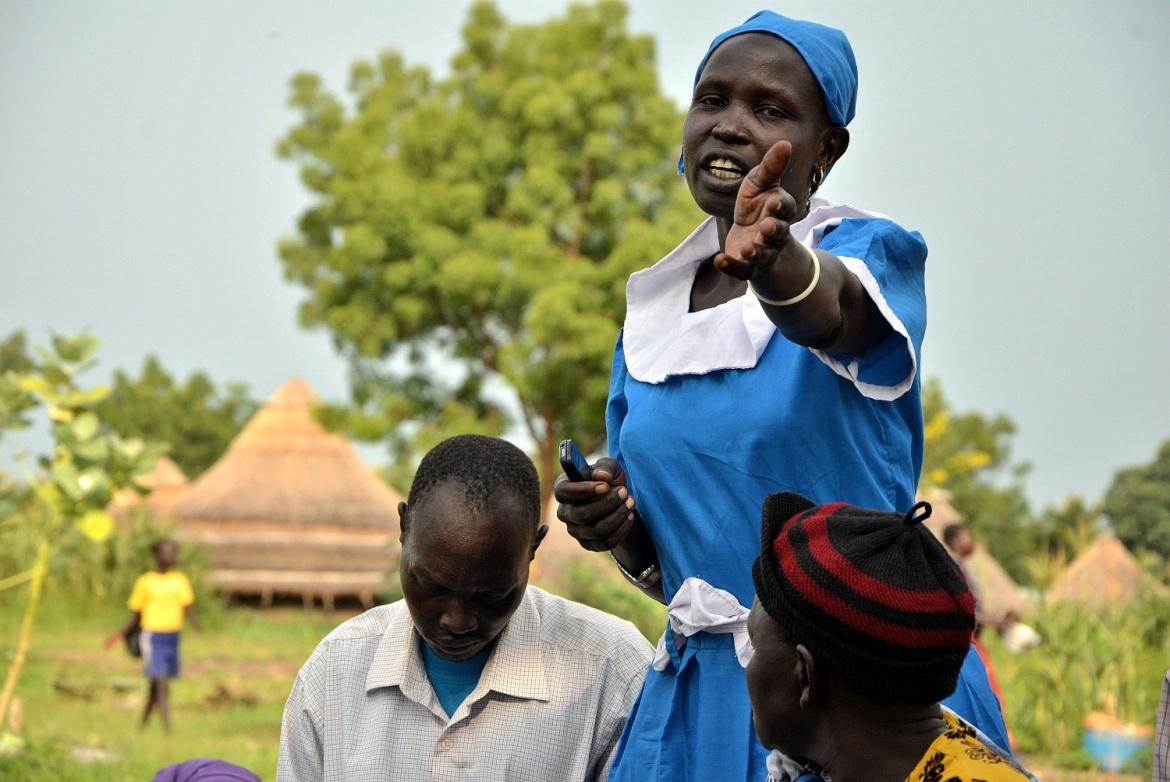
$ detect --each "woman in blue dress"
[555,11,1008,782]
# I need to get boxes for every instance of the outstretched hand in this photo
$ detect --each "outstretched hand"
[714,140,800,280]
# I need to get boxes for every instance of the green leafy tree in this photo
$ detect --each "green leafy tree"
[277,0,699,498]
[1102,439,1170,563]
[1038,495,1102,555]
[919,378,1038,582]
[0,333,164,735]
[0,330,36,436]
[0,330,34,375]
[94,356,257,477]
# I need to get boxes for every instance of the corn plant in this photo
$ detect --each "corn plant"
[0,334,164,732]
[991,598,1170,756]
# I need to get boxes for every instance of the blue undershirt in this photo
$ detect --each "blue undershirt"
[418,638,493,718]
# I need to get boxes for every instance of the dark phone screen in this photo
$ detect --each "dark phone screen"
[559,439,591,482]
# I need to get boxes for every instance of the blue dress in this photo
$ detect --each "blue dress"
[605,205,1008,781]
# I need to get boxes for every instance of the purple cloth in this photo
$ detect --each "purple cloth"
[152,758,261,782]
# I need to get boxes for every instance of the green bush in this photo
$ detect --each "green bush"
[2,508,222,625]
[545,558,666,642]
[0,496,38,583]
[990,598,1170,758]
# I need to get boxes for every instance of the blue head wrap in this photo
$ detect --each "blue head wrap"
[679,11,858,173]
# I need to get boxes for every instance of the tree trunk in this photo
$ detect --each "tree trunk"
[537,424,558,520]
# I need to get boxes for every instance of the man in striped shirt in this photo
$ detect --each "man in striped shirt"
[278,435,652,782]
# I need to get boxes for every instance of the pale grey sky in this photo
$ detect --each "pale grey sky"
[3,1,1168,509]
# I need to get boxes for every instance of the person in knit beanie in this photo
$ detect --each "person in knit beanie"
[746,492,1035,782]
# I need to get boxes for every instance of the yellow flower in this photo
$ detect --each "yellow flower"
[78,510,113,543]
[947,450,992,473]
[48,405,74,422]
[965,450,992,470]
[923,411,949,443]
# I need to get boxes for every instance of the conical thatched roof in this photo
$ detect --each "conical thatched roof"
[1047,533,1168,607]
[140,454,188,487]
[171,379,403,608]
[109,455,190,520]
[172,379,401,528]
[964,545,1026,616]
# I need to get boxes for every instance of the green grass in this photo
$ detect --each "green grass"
[0,523,666,781]
[0,592,344,781]
[4,580,1158,781]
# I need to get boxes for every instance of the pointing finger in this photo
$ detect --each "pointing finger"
[746,140,793,191]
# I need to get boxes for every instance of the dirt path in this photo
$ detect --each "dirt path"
[43,649,298,678]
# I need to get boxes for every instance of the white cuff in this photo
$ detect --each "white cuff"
[810,255,917,401]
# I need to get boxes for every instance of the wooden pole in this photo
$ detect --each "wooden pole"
[0,538,50,729]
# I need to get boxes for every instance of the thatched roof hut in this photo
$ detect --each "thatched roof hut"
[171,379,402,609]
[919,489,1027,618]
[109,455,190,522]
[1047,533,1167,607]
[963,546,1027,617]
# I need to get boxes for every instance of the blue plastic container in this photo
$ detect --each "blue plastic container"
[1082,726,1151,772]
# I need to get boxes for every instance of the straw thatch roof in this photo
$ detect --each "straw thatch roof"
[172,379,400,527]
[919,488,1027,618]
[172,379,403,608]
[109,455,190,521]
[964,546,1027,617]
[1047,533,1168,607]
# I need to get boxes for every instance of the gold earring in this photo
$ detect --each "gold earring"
[810,165,826,193]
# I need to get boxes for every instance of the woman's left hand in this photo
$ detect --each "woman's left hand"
[714,140,799,280]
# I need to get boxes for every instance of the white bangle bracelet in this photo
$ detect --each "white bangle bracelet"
[749,243,821,307]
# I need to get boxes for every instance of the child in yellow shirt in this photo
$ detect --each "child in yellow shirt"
[105,538,198,731]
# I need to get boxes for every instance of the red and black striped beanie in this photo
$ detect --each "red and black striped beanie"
[751,492,976,704]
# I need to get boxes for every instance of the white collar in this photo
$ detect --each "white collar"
[622,198,885,384]
[365,590,550,711]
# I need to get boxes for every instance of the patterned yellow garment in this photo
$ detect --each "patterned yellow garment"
[907,710,1033,782]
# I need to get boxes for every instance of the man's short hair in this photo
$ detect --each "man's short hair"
[407,435,541,528]
[941,523,970,548]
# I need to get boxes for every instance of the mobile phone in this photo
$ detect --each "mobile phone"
[559,439,592,482]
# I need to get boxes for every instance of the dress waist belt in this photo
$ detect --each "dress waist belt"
[651,577,754,672]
